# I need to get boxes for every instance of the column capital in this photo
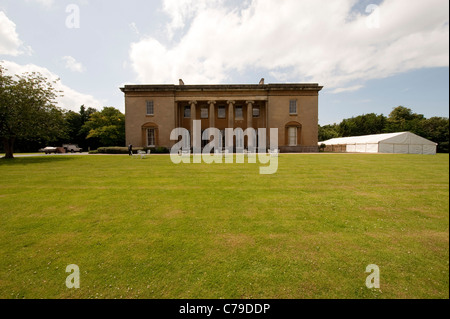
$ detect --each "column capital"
[246,100,255,105]
[227,100,235,105]
[207,100,217,105]
[189,100,197,106]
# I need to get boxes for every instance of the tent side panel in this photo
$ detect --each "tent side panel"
[347,144,356,152]
[355,144,366,153]
[366,143,378,153]
[423,145,437,155]
[409,144,423,154]
[379,143,394,153]
[394,144,409,154]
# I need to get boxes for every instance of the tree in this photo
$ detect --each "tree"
[385,106,425,133]
[82,107,125,147]
[0,65,65,159]
[63,105,97,149]
[420,117,449,153]
[338,113,387,137]
[318,124,340,141]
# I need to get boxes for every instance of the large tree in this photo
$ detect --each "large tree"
[0,65,65,159]
[82,107,125,147]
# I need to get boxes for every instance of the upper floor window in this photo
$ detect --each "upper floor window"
[235,106,243,120]
[146,101,154,116]
[201,107,209,119]
[289,100,297,115]
[218,106,226,119]
[253,107,260,118]
[184,106,191,118]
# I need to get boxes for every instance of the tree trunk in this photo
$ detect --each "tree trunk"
[2,137,15,159]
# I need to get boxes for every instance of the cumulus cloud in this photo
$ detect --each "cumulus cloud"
[62,56,85,73]
[2,60,104,112]
[128,0,449,91]
[0,11,27,56]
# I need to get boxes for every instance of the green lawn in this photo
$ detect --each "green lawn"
[0,154,448,299]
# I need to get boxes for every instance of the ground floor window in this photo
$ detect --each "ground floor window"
[147,128,156,147]
[288,127,297,146]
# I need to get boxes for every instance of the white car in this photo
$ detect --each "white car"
[63,144,83,153]
[39,146,58,154]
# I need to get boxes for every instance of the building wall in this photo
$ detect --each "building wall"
[125,91,175,147]
[268,93,318,151]
[122,84,321,152]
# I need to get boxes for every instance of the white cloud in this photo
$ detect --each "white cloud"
[128,0,449,90]
[162,0,223,38]
[0,11,27,56]
[129,22,140,36]
[62,56,85,73]
[25,0,55,8]
[331,85,364,94]
[2,60,104,112]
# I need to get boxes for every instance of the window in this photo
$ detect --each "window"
[201,107,209,119]
[289,100,297,114]
[146,101,154,115]
[218,106,226,119]
[288,127,297,146]
[235,106,243,120]
[253,107,260,118]
[184,106,191,118]
[147,128,156,147]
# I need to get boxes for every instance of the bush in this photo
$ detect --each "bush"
[93,146,169,154]
[143,146,170,154]
[97,146,142,154]
[88,150,98,154]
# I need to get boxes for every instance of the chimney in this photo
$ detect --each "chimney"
[179,79,185,85]
[259,78,265,85]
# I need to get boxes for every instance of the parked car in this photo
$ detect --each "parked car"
[39,146,58,154]
[63,144,83,153]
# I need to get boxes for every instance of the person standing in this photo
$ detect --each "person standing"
[128,144,133,156]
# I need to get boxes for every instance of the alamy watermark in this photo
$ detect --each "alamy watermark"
[66,264,80,289]
[65,4,80,29]
[365,4,381,29]
[169,121,279,174]
[365,264,380,289]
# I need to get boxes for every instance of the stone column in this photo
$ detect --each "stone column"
[189,100,197,127]
[246,101,254,129]
[189,100,197,147]
[208,100,216,128]
[227,100,235,129]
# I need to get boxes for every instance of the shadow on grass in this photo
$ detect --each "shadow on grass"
[0,156,77,166]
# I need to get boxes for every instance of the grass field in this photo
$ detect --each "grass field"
[0,154,448,299]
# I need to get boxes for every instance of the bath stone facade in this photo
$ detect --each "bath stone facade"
[120,81,323,153]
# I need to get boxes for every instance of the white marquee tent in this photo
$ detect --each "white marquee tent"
[320,132,437,155]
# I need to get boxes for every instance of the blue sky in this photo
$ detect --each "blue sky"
[0,0,448,125]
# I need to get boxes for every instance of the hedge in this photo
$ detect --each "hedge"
[94,146,170,154]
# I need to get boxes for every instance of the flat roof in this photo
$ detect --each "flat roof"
[120,83,323,93]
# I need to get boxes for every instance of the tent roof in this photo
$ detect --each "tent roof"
[319,132,437,145]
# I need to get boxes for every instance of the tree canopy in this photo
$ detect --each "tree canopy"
[0,65,65,158]
[82,107,125,147]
